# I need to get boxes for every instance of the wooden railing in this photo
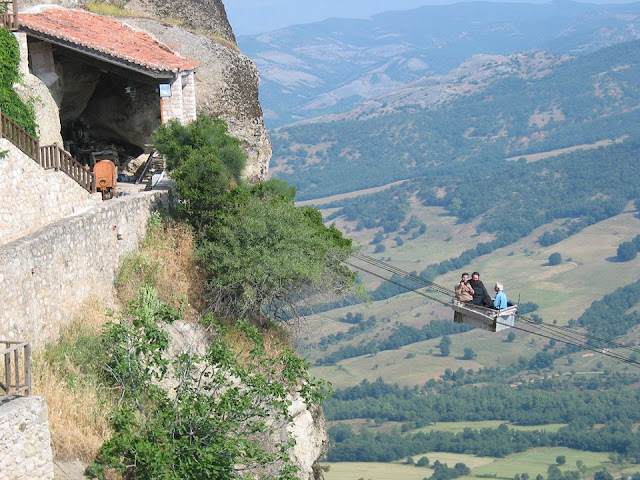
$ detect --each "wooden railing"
[0,108,96,193]
[40,144,96,192]
[1,0,18,30]
[0,341,31,396]
[0,109,38,159]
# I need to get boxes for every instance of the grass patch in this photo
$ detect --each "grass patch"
[116,216,206,321]
[302,202,640,388]
[326,448,619,480]
[86,2,142,17]
[32,297,113,461]
[410,421,568,435]
[162,16,239,51]
[33,215,208,461]
[324,461,436,480]
[470,447,611,478]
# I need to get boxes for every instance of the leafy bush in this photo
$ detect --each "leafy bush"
[463,347,476,360]
[198,186,354,325]
[153,116,247,231]
[0,28,37,135]
[153,116,356,326]
[87,286,326,479]
[548,252,562,265]
[617,241,637,262]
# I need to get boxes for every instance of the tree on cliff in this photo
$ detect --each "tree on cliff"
[86,286,324,479]
[153,117,356,326]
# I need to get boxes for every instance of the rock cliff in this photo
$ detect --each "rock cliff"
[166,320,329,480]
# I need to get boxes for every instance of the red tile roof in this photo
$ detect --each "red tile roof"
[20,8,199,74]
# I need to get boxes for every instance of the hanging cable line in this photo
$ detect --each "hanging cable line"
[351,252,456,296]
[346,252,640,367]
[352,252,640,355]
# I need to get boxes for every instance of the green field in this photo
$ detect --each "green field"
[410,421,567,435]
[469,448,613,479]
[298,201,640,389]
[324,461,436,480]
[324,448,615,480]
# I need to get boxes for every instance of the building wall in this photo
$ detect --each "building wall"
[0,139,102,246]
[182,71,197,123]
[0,396,54,480]
[0,155,169,345]
[160,71,197,125]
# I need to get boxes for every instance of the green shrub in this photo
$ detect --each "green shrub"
[0,27,37,135]
[86,286,327,480]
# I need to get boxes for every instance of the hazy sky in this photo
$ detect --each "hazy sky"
[224,0,640,35]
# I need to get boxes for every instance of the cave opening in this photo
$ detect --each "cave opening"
[27,37,166,172]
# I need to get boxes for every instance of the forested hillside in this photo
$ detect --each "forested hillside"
[240,1,640,125]
[274,40,640,200]
[270,35,640,479]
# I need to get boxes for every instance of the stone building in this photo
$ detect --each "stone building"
[15,5,199,161]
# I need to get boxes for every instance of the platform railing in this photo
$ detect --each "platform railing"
[0,341,31,396]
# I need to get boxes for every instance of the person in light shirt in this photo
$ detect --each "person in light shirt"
[455,272,474,302]
[493,282,508,310]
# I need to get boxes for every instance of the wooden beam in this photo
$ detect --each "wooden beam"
[12,0,17,28]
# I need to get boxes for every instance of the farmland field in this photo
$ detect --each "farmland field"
[324,448,615,480]
[297,202,640,389]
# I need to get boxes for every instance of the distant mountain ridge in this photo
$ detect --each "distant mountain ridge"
[238,1,640,127]
[272,39,640,199]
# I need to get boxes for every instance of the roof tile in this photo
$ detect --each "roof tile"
[20,8,199,74]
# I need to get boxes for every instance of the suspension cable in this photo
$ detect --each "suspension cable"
[346,253,640,367]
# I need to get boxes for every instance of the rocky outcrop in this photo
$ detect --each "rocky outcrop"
[13,32,63,146]
[165,320,328,480]
[126,0,235,45]
[18,0,235,45]
[122,17,272,182]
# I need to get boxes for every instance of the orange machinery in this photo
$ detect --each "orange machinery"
[93,159,117,200]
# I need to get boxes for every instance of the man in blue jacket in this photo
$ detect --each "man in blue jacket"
[493,282,508,309]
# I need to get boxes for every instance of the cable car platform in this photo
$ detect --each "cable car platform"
[452,301,517,332]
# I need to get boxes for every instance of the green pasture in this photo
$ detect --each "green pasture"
[325,453,494,480]
[431,203,640,325]
[410,421,567,435]
[468,447,612,479]
[359,202,496,273]
[324,461,434,480]
[309,309,547,388]
[301,202,640,387]
[309,325,531,388]
[325,448,616,480]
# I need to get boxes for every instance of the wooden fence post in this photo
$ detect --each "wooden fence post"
[25,343,31,396]
[4,344,11,395]
[12,0,18,28]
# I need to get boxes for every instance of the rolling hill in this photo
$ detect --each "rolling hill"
[239,0,640,126]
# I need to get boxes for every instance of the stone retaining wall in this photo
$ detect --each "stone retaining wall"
[0,396,54,480]
[0,139,102,246]
[0,176,169,346]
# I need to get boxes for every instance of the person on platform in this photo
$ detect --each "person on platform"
[455,272,474,302]
[469,272,492,307]
[493,282,508,310]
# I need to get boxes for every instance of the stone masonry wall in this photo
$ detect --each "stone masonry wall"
[0,139,102,246]
[0,396,54,480]
[0,177,169,346]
